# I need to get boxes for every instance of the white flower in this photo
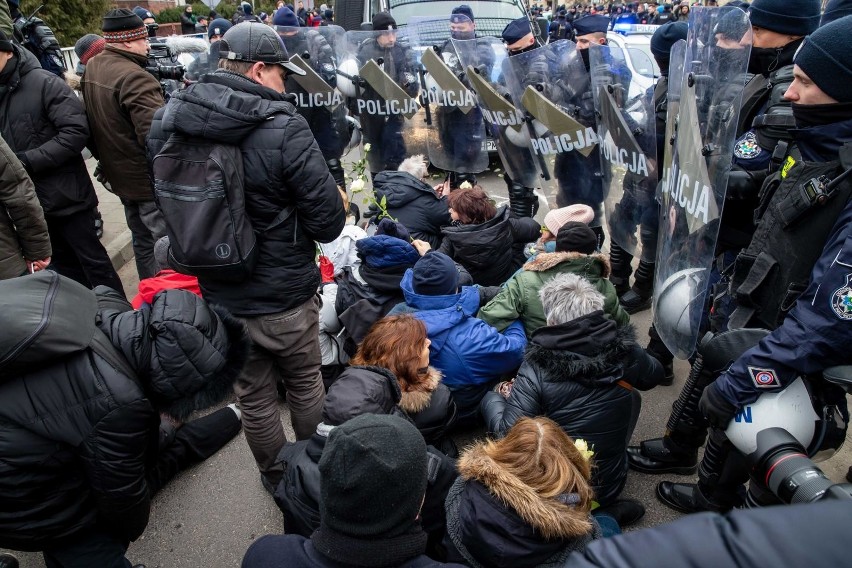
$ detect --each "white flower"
[459,181,473,189]
[363,143,372,152]
[350,178,365,192]
[574,438,594,461]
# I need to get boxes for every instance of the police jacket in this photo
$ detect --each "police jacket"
[147,70,345,316]
[563,501,851,568]
[273,365,458,539]
[727,121,852,331]
[0,287,246,551]
[356,37,419,98]
[438,205,540,286]
[371,171,451,249]
[0,46,97,217]
[281,29,336,88]
[715,157,852,408]
[481,312,663,505]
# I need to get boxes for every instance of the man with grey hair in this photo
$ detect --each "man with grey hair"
[481,272,664,527]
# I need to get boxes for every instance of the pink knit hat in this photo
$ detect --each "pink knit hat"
[543,204,595,235]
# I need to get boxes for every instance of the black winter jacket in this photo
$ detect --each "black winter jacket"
[0,46,97,217]
[273,366,457,539]
[0,287,246,551]
[439,205,540,286]
[564,501,851,568]
[147,70,345,316]
[481,312,663,505]
[371,171,451,249]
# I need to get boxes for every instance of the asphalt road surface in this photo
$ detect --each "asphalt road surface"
[4,170,850,568]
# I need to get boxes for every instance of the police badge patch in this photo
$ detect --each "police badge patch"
[734,131,761,160]
[748,366,780,388]
[830,274,852,320]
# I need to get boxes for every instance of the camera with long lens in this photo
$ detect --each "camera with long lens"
[747,428,852,507]
[146,42,186,98]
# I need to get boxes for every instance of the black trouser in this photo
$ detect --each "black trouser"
[42,407,241,568]
[46,208,125,296]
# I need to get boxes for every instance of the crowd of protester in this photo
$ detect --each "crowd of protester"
[0,0,851,567]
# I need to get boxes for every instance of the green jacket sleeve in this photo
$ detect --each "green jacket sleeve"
[477,274,525,332]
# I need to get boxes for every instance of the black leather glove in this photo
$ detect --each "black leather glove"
[699,382,739,430]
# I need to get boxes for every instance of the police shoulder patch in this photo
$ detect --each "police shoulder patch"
[734,131,762,160]
[830,274,852,320]
[748,366,780,388]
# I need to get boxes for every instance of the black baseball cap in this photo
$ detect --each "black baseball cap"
[218,22,305,76]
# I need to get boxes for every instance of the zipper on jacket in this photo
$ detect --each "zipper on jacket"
[0,273,59,367]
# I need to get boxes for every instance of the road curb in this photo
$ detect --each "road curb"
[106,228,135,272]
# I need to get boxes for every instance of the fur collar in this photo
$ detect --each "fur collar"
[527,323,636,384]
[398,366,442,414]
[523,251,611,278]
[458,444,593,539]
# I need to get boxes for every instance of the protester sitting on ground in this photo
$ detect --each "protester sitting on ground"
[334,218,422,346]
[529,204,595,258]
[479,222,630,337]
[245,414,465,568]
[482,273,662,521]
[272,361,457,553]
[435,187,541,286]
[370,155,452,250]
[389,251,526,424]
[350,314,457,446]
[0,273,247,567]
[444,417,610,566]
[131,235,201,308]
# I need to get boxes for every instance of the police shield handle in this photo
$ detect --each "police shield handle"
[359,59,421,119]
[521,86,596,158]
[288,54,340,110]
[598,86,642,159]
[465,65,523,134]
[661,78,718,234]
[421,48,474,114]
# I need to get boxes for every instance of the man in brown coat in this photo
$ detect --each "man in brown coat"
[0,135,51,280]
[82,8,166,280]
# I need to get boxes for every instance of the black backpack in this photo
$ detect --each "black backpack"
[0,272,133,377]
[153,134,294,282]
[13,15,66,78]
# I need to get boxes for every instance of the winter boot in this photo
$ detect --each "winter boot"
[620,260,654,314]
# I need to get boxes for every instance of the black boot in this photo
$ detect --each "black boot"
[506,179,538,218]
[450,171,477,189]
[591,224,605,251]
[656,481,726,514]
[594,498,645,527]
[627,437,698,474]
[326,158,345,187]
[646,325,674,386]
[620,260,654,314]
[608,243,633,298]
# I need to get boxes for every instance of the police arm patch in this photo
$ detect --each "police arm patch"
[830,274,852,320]
[734,131,762,160]
[748,366,780,388]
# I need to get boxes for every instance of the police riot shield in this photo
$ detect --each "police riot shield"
[657,39,686,204]
[503,40,604,218]
[453,36,540,195]
[652,7,752,359]
[275,25,349,174]
[182,43,217,81]
[408,15,488,175]
[590,43,657,262]
[337,29,426,175]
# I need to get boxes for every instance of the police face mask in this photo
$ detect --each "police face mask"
[793,101,852,129]
[580,47,591,71]
[451,29,475,40]
[748,39,802,77]
[507,43,537,57]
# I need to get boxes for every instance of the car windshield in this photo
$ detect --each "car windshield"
[389,0,525,40]
[628,44,660,78]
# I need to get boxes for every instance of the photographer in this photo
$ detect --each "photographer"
[82,8,167,281]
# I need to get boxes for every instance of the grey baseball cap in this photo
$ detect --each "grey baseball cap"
[218,22,305,76]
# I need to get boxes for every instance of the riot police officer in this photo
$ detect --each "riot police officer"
[186,18,232,80]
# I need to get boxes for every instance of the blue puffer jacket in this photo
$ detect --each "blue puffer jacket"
[393,269,526,389]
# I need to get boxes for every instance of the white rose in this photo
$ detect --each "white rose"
[459,181,473,189]
[363,143,372,152]
[350,178,366,192]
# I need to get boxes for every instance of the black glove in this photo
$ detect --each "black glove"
[699,382,739,430]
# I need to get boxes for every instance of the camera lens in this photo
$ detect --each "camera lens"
[751,428,835,504]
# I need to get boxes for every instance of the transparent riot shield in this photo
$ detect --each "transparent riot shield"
[408,15,488,176]
[182,43,217,81]
[590,43,656,262]
[503,40,609,220]
[453,36,541,199]
[652,7,752,359]
[336,29,427,175]
[275,25,349,179]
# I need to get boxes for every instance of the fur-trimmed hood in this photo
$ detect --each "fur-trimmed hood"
[526,312,636,387]
[457,444,593,540]
[523,251,611,278]
[398,366,443,414]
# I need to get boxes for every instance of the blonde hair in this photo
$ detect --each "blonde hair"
[483,417,594,507]
[338,186,349,213]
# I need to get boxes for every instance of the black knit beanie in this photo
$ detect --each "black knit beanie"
[555,221,598,254]
[102,8,148,43]
[372,11,397,31]
[794,16,852,103]
[312,414,428,564]
[747,0,820,36]
[821,0,852,26]
[412,252,459,296]
[650,21,687,72]
[0,30,13,53]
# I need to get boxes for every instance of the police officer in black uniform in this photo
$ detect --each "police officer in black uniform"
[186,18,232,80]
